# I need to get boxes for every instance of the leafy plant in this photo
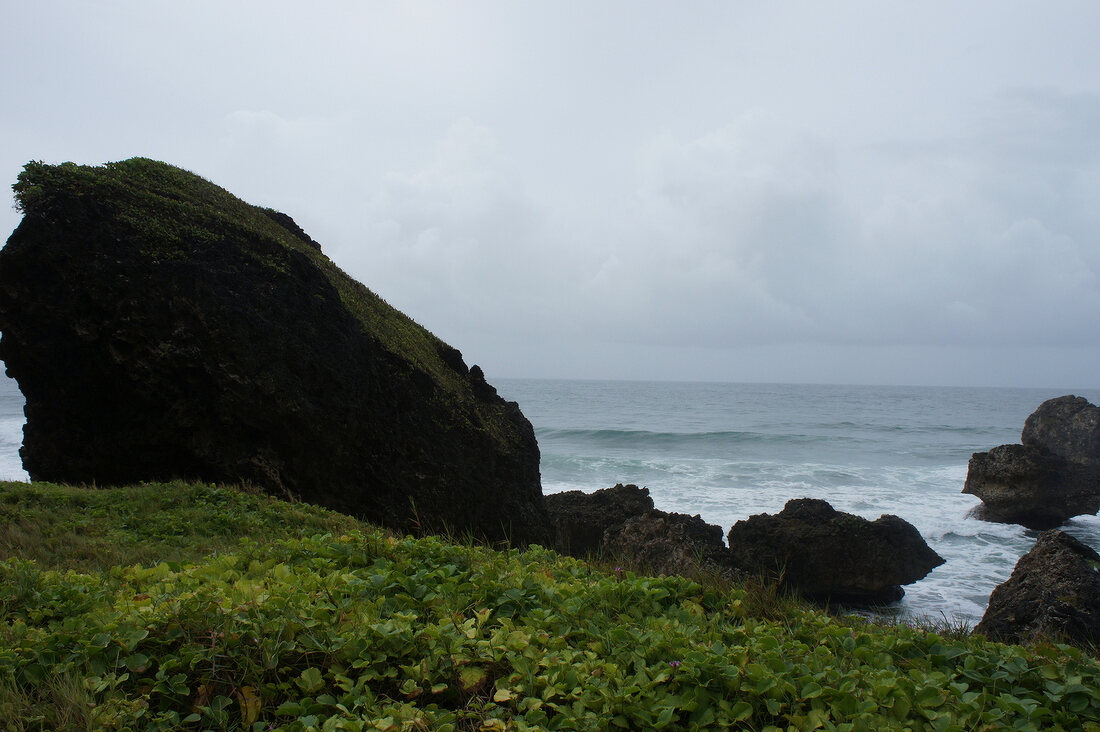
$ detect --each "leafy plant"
[3,481,1100,730]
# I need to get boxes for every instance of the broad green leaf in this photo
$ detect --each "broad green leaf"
[914,686,946,708]
[296,667,325,693]
[124,652,150,672]
[275,701,302,716]
[730,695,756,717]
[802,681,823,699]
[458,665,487,692]
[124,629,149,650]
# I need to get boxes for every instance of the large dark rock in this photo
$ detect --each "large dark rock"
[0,158,549,545]
[602,509,735,580]
[545,483,653,556]
[725,498,945,603]
[963,444,1100,529]
[976,530,1100,645]
[1022,395,1100,466]
[964,396,1100,529]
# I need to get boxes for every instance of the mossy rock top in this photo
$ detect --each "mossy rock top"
[12,158,484,406]
[2,158,548,544]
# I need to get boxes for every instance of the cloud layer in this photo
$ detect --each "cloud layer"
[3,2,1099,386]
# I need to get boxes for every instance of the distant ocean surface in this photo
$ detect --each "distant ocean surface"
[497,379,1100,624]
[3,374,1100,624]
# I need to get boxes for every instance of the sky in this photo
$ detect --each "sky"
[2,2,1099,388]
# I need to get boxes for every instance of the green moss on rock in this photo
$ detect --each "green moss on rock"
[1,158,548,544]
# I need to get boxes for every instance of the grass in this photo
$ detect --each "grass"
[0,481,361,572]
[4,480,1100,730]
[0,670,94,732]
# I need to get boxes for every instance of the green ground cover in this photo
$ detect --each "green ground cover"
[1,480,1099,731]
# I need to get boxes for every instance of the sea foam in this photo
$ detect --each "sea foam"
[503,378,1100,624]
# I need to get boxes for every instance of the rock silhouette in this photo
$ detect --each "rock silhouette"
[545,483,654,556]
[549,486,943,604]
[0,158,548,545]
[602,509,735,580]
[725,498,945,603]
[977,530,1100,645]
[965,396,1100,529]
[1022,395,1100,466]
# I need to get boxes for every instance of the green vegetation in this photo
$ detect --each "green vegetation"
[0,481,361,572]
[11,159,513,442]
[3,481,1100,731]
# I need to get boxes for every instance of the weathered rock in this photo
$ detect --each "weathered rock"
[545,483,654,556]
[602,509,735,579]
[725,498,945,603]
[963,444,1100,529]
[964,396,1100,529]
[0,158,549,545]
[1022,395,1100,466]
[976,530,1100,645]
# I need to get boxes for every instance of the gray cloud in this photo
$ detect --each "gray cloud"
[2,1,1099,387]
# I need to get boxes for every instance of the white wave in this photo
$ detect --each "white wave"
[0,416,27,481]
[0,416,24,445]
[539,449,1050,623]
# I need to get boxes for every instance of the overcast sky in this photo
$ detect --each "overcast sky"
[3,2,1099,388]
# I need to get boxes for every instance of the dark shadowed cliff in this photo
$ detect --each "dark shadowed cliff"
[0,158,549,545]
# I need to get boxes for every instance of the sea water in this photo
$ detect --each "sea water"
[2,373,1098,623]
[0,374,25,483]
[497,379,1100,624]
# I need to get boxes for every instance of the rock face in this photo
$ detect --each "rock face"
[545,483,653,556]
[964,395,1100,529]
[559,490,945,603]
[725,498,945,602]
[976,530,1100,645]
[963,444,1100,530]
[602,510,735,580]
[1022,395,1100,466]
[0,158,548,545]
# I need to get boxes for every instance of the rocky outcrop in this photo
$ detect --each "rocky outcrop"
[0,158,549,545]
[545,483,653,556]
[963,445,1100,529]
[976,530,1100,645]
[549,488,942,603]
[602,510,735,580]
[546,484,736,580]
[725,498,945,603]
[964,396,1100,529]
[1022,395,1100,466]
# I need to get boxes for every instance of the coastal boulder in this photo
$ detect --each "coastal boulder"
[976,530,1100,645]
[1021,395,1100,466]
[963,444,1100,529]
[0,158,549,545]
[545,483,654,556]
[601,509,735,579]
[725,498,945,603]
[964,396,1100,529]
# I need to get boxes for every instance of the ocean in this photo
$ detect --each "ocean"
[498,379,1100,624]
[0,375,25,484]
[2,374,1098,624]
